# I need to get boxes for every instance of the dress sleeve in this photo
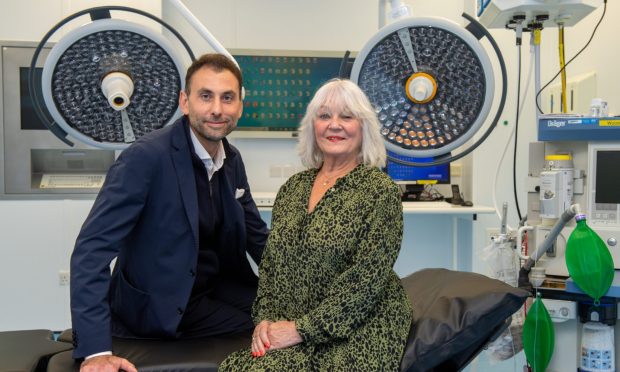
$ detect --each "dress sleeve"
[295,181,403,344]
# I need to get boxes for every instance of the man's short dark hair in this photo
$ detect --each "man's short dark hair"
[185,53,243,95]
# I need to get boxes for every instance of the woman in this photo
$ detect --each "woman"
[220,79,411,371]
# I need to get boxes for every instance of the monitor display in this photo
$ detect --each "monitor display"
[232,50,345,131]
[595,150,620,204]
[19,67,48,130]
[385,150,451,185]
[587,144,620,228]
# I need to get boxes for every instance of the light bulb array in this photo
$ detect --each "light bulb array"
[357,26,486,153]
[49,29,180,143]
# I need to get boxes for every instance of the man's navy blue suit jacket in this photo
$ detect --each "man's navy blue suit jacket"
[70,117,268,358]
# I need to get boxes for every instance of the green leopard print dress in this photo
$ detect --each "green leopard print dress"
[220,164,412,371]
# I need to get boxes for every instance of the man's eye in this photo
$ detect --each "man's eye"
[223,95,234,102]
[200,94,211,100]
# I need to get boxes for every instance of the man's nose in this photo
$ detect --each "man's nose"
[210,98,222,116]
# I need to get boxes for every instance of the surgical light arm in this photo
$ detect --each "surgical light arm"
[378,0,411,28]
[167,0,245,98]
[167,0,238,67]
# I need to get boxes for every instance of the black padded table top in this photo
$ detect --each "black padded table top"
[0,329,73,372]
[47,331,252,372]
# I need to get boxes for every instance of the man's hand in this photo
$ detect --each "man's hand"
[251,320,302,357]
[80,354,137,372]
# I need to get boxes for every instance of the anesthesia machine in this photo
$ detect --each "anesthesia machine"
[479,0,617,370]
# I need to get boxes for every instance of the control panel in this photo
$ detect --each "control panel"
[542,298,577,322]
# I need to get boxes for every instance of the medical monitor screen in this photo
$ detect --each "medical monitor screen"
[385,150,450,184]
[595,151,620,204]
[231,50,345,131]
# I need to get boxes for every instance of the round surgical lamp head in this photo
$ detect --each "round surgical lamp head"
[41,18,186,150]
[30,7,196,150]
[351,14,506,165]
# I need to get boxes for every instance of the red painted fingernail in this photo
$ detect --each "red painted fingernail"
[264,343,270,348]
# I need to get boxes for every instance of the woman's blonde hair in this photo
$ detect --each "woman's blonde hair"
[297,79,386,168]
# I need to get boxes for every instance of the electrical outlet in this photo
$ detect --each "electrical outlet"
[450,163,462,177]
[282,165,296,178]
[269,166,282,178]
[59,270,70,286]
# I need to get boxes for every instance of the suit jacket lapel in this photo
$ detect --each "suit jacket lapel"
[170,120,199,248]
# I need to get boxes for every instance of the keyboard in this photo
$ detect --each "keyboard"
[40,174,105,189]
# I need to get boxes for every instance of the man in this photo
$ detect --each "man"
[71,54,268,371]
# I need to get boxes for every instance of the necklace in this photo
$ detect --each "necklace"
[318,166,356,187]
[319,172,342,187]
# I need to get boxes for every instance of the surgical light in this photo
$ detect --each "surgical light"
[30,7,194,149]
[350,13,507,166]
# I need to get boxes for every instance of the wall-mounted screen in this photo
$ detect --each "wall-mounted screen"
[19,67,47,130]
[231,50,346,131]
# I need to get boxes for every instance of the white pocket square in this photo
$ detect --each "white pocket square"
[235,188,245,199]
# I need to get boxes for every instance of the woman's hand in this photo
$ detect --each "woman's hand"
[251,320,272,357]
[267,320,302,350]
[251,320,303,357]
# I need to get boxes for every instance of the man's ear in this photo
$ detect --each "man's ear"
[179,90,189,115]
[237,99,243,120]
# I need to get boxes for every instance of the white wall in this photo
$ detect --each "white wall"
[0,0,162,42]
[1,0,618,337]
[0,200,94,330]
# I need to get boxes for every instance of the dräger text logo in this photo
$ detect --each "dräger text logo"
[546,120,566,128]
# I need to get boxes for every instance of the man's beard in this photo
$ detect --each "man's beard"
[190,118,236,142]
